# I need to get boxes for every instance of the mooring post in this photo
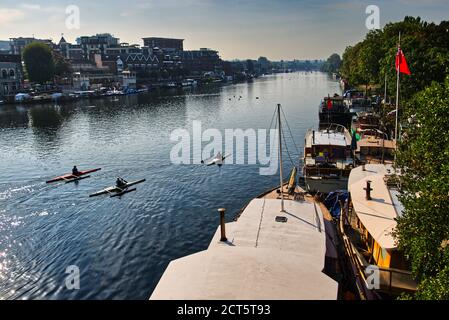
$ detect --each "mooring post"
[364,180,373,200]
[218,208,227,242]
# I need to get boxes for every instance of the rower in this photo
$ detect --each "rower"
[72,166,79,176]
[116,177,127,188]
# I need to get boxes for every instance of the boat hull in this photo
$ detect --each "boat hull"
[305,176,349,194]
[46,168,101,183]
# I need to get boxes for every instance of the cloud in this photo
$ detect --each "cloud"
[0,8,26,26]
[21,4,41,10]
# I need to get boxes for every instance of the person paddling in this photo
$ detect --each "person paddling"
[116,177,128,188]
[72,166,79,176]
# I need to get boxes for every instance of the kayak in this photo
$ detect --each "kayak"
[89,179,146,198]
[46,168,102,184]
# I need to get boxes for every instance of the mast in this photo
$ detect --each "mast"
[395,32,401,147]
[277,104,285,212]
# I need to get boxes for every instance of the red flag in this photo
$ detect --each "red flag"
[396,47,411,75]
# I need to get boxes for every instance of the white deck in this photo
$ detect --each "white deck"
[305,130,349,147]
[348,164,401,249]
[150,199,338,300]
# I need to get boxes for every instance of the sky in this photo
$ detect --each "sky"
[0,0,448,60]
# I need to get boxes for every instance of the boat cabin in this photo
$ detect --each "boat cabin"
[340,164,417,298]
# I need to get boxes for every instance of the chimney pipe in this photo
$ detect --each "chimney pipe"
[364,180,373,200]
[218,208,227,242]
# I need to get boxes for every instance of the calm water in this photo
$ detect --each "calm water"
[0,72,340,299]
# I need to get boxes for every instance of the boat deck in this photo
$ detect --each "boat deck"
[150,185,338,300]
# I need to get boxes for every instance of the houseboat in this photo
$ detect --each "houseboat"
[319,96,352,129]
[303,124,354,194]
[356,130,396,164]
[339,164,417,299]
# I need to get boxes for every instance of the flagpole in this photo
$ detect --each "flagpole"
[395,32,401,147]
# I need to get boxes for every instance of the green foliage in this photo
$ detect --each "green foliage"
[53,51,71,77]
[22,42,55,84]
[341,17,449,100]
[394,77,449,298]
[321,53,342,74]
[415,266,449,300]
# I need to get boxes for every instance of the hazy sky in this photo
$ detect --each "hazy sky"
[0,0,448,60]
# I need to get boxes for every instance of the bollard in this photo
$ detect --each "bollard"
[364,180,373,200]
[218,208,227,242]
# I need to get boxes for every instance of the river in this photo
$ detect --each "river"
[0,72,340,299]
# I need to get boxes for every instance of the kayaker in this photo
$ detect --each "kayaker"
[116,177,127,188]
[72,166,79,176]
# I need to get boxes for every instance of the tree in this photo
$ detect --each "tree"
[341,17,449,99]
[22,42,55,84]
[321,53,342,74]
[394,76,449,299]
[53,51,71,77]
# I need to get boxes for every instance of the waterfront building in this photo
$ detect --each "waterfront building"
[9,37,54,55]
[181,48,223,76]
[76,33,119,59]
[142,37,184,53]
[0,54,23,99]
[58,36,84,60]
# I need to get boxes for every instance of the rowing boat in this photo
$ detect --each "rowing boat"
[89,179,146,198]
[46,168,102,184]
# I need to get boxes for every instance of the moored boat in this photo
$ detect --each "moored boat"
[338,164,417,299]
[303,124,354,194]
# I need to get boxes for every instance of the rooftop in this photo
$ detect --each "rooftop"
[348,164,402,249]
[150,197,337,300]
[305,129,351,147]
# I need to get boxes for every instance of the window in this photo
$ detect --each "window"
[1,69,7,79]
[9,69,15,78]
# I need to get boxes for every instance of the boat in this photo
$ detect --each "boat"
[319,96,352,129]
[338,164,417,299]
[46,168,101,184]
[355,130,396,164]
[150,105,339,300]
[89,179,146,198]
[303,123,354,194]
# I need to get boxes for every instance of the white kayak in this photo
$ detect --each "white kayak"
[89,179,146,198]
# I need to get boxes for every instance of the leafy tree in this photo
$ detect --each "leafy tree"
[53,51,71,77]
[341,16,449,100]
[321,53,342,74]
[394,77,449,299]
[22,42,55,84]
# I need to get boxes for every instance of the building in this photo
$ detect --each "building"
[181,48,222,75]
[0,54,23,98]
[9,37,54,55]
[76,33,119,59]
[142,37,184,53]
[58,36,84,60]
